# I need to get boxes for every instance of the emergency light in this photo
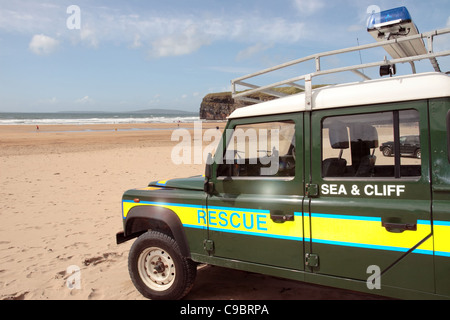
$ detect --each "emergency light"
[367,6,412,31]
[367,6,428,62]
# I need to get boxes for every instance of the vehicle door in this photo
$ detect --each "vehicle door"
[306,100,434,293]
[429,97,450,297]
[206,113,305,270]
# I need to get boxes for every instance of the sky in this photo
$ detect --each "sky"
[0,0,449,113]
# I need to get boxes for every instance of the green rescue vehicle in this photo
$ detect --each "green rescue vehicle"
[116,7,450,300]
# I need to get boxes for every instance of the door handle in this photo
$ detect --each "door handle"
[382,222,417,233]
[270,210,294,223]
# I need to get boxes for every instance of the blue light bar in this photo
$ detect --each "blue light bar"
[367,6,412,30]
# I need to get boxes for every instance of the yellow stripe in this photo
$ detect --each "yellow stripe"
[123,201,448,255]
[310,216,433,253]
[435,224,450,256]
[123,201,201,227]
[123,201,303,240]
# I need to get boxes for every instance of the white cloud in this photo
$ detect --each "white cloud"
[235,17,305,44]
[144,16,302,58]
[46,97,58,105]
[130,34,142,49]
[0,2,63,34]
[80,25,99,48]
[6,3,308,58]
[29,34,59,55]
[208,66,256,75]
[76,96,94,105]
[293,0,325,15]
[150,24,211,58]
[36,97,58,105]
[237,43,273,61]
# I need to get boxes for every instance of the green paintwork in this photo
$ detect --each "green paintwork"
[429,98,450,297]
[148,175,205,191]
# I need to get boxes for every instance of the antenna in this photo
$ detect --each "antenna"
[357,38,364,74]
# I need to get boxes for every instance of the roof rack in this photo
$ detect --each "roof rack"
[231,27,450,108]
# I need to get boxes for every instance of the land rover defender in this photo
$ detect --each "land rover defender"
[116,8,450,300]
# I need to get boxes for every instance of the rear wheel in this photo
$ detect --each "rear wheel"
[414,149,421,159]
[128,231,196,300]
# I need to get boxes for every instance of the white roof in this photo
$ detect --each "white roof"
[228,72,450,119]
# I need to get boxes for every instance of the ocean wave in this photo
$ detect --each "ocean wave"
[0,116,201,125]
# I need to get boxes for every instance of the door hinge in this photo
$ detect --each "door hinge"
[305,253,319,268]
[203,239,214,254]
[306,184,319,197]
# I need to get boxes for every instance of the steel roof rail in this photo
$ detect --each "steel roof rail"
[231,27,450,107]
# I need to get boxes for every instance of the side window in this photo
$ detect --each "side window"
[322,110,421,178]
[447,110,450,163]
[217,121,296,177]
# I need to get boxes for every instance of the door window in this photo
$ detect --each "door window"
[217,121,296,177]
[447,109,450,163]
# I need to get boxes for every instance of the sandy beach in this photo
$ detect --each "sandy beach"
[0,122,385,300]
[0,123,210,300]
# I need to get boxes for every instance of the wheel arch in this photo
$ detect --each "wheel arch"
[124,205,191,258]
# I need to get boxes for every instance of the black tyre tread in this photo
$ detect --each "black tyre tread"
[128,231,196,300]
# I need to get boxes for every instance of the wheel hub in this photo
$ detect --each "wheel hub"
[138,247,176,291]
[153,259,166,273]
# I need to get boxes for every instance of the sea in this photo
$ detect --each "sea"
[0,111,200,125]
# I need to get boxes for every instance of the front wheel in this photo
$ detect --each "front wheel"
[128,231,197,300]
[382,147,392,157]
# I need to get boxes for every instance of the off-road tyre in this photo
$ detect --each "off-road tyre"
[128,231,197,300]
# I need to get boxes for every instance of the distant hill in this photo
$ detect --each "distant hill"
[57,108,198,115]
[132,108,197,115]
[58,111,107,114]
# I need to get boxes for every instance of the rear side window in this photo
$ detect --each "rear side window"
[447,110,450,163]
[322,109,421,178]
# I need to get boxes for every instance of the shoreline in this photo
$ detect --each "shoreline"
[0,121,225,132]
[0,122,226,156]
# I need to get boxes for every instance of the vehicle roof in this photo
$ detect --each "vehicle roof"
[228,72,450,119]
